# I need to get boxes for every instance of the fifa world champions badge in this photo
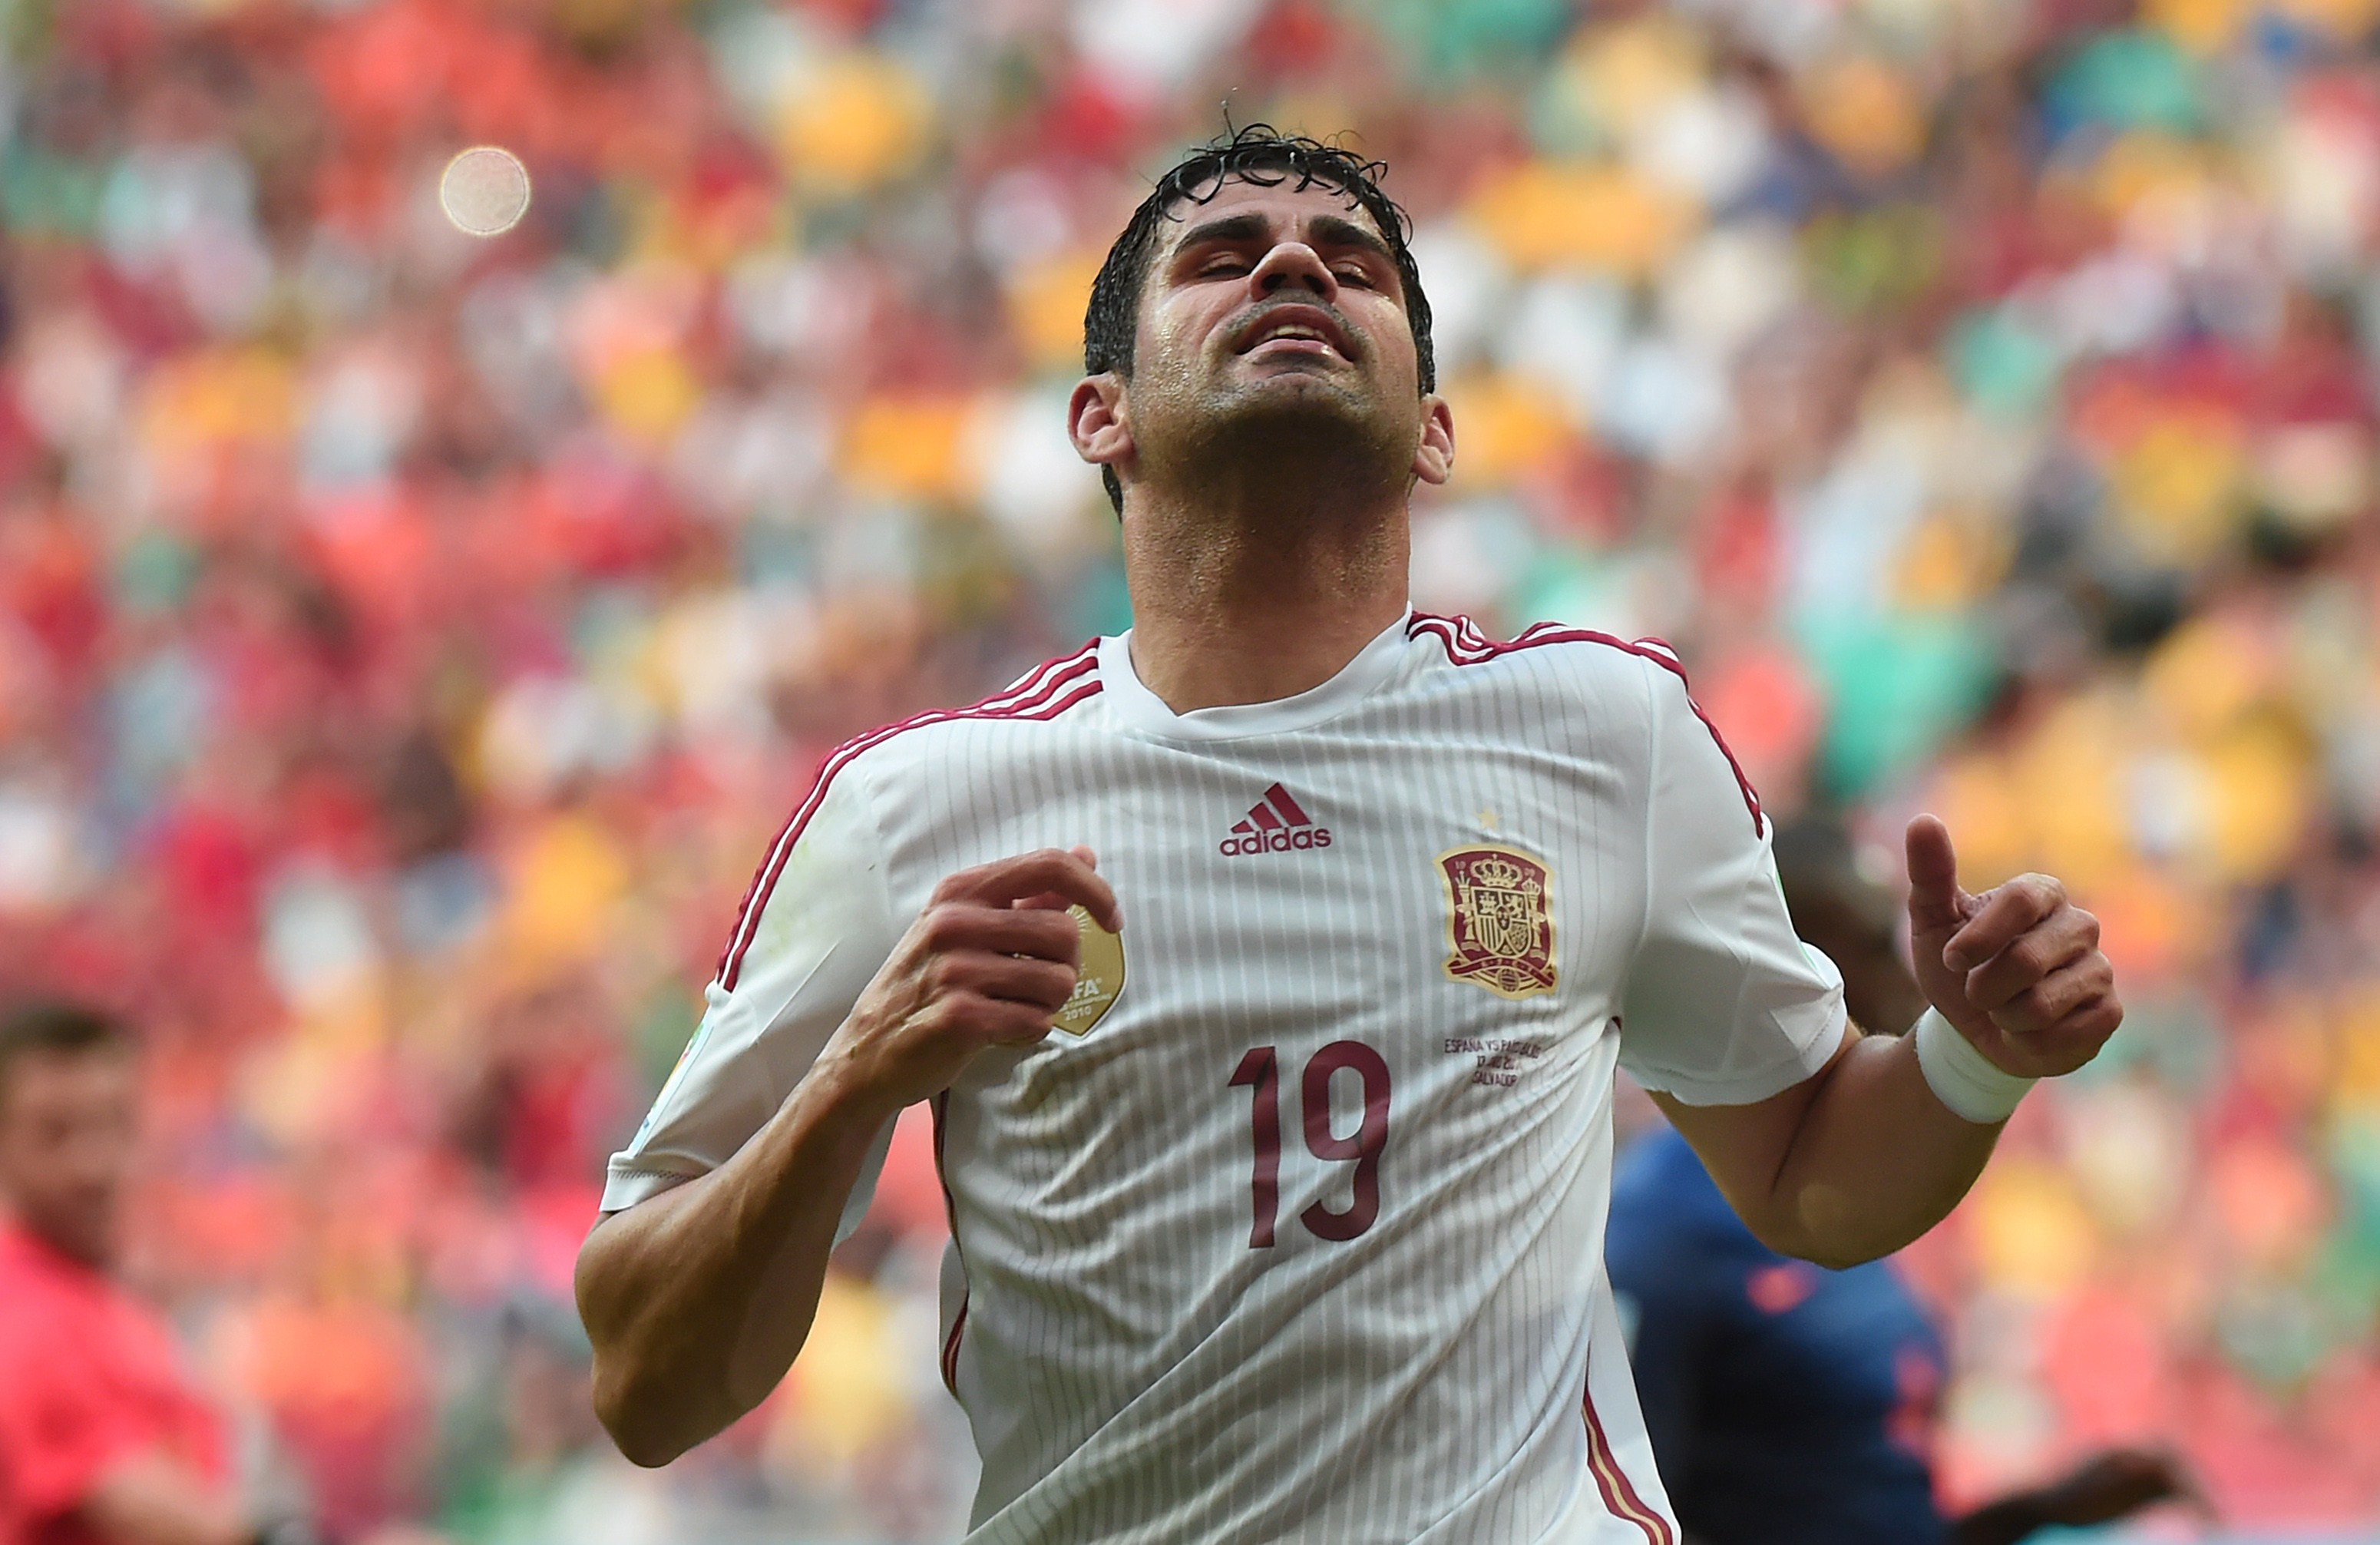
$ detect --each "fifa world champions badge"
[1438,845,1559,1000]
[1053,905,1126,1035]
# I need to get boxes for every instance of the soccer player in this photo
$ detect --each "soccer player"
[574,127,2123,1543]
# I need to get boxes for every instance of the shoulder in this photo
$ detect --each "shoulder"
[831,640,1108,784]
[712,641,1104,991]
[781,640,1107,815]
[0,1242,103,1381]
[1404,611,1683,706]
[0,1229,76,1317]
[1410,615,1766,835]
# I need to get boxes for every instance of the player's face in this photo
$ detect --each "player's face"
[1145,177,1417,400]
[1086,175,1452,507]
[0,1047,139,1267]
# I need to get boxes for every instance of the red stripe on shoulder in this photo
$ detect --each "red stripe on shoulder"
[1407,613,1764,838]
[714,643,1103,991]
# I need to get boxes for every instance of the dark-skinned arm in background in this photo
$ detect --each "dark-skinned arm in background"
[1954,1448,2203,1545]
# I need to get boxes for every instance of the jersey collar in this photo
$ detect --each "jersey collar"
[1097,609,1414,743]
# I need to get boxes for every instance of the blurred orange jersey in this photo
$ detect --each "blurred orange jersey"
[608,610,1848,1544]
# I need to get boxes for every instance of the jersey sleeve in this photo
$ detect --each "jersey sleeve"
[1616,656,1847,1106]
[602,767,905,1242]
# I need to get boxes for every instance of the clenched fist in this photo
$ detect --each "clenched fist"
[1904,815,2122,1080]
[821,845,1122,1113]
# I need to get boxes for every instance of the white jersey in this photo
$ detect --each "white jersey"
[603,610,1846,1544]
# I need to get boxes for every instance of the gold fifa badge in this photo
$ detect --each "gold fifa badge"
[1438,845,1557,1000]
[1053,905,1126,1035]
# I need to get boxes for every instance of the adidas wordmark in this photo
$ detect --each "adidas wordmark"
[1219,782,1333,855]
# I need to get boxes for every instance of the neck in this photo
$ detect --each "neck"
[1119,482,1410,714]
[1,1203,109,1272]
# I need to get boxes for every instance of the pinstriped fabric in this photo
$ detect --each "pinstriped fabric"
[607,610,1845,1543]
[885,620,1692,1544]
[1408,613,1764,837]
[714,643,1102,991]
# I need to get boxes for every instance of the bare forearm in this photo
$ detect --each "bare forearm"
[1760,1031,1998,1265]
[575,1054,894,1466]
[577,845,1122,1467]
[1665,820,2118,1272]
[1662,1031,2000,1269]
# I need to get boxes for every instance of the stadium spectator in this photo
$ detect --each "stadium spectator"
[0,1001,295,1545]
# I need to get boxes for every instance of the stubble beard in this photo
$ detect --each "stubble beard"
[1135,363,1417,538]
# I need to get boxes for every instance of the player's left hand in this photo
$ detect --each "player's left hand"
[1904,815,2121,1080]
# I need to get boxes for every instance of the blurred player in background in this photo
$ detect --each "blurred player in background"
[0,1002,305,1545]
[577,127,2124,1543]
[1608,819,2197,1545]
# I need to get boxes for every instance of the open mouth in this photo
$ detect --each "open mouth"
[1235,305,1357,362]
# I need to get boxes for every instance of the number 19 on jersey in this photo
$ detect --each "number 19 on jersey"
[1228,1041,1392,1247]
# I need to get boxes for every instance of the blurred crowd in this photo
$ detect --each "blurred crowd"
[0,0,2375,1538]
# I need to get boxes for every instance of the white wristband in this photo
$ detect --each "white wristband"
[1913,1007,2036,1124]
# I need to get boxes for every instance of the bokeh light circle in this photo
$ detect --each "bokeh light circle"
[439,147,532,237]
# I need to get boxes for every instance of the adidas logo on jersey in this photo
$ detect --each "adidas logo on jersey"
[1219,783,1333,856]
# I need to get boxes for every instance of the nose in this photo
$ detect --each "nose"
[1247,240,1338,303]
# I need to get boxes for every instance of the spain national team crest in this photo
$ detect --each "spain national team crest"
[1438,845,1558,1000]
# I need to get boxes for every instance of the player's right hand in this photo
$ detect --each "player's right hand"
[821,846,1121,1113]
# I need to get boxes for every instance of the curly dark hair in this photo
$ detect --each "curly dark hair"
[1082,124,1436,515]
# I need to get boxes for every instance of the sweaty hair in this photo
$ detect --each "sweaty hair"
[0,1000,131,1100]
[1082,124,1436,515]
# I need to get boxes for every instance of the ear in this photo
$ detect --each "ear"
[1410,392,1455,486]
[1069,374,1134,473]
